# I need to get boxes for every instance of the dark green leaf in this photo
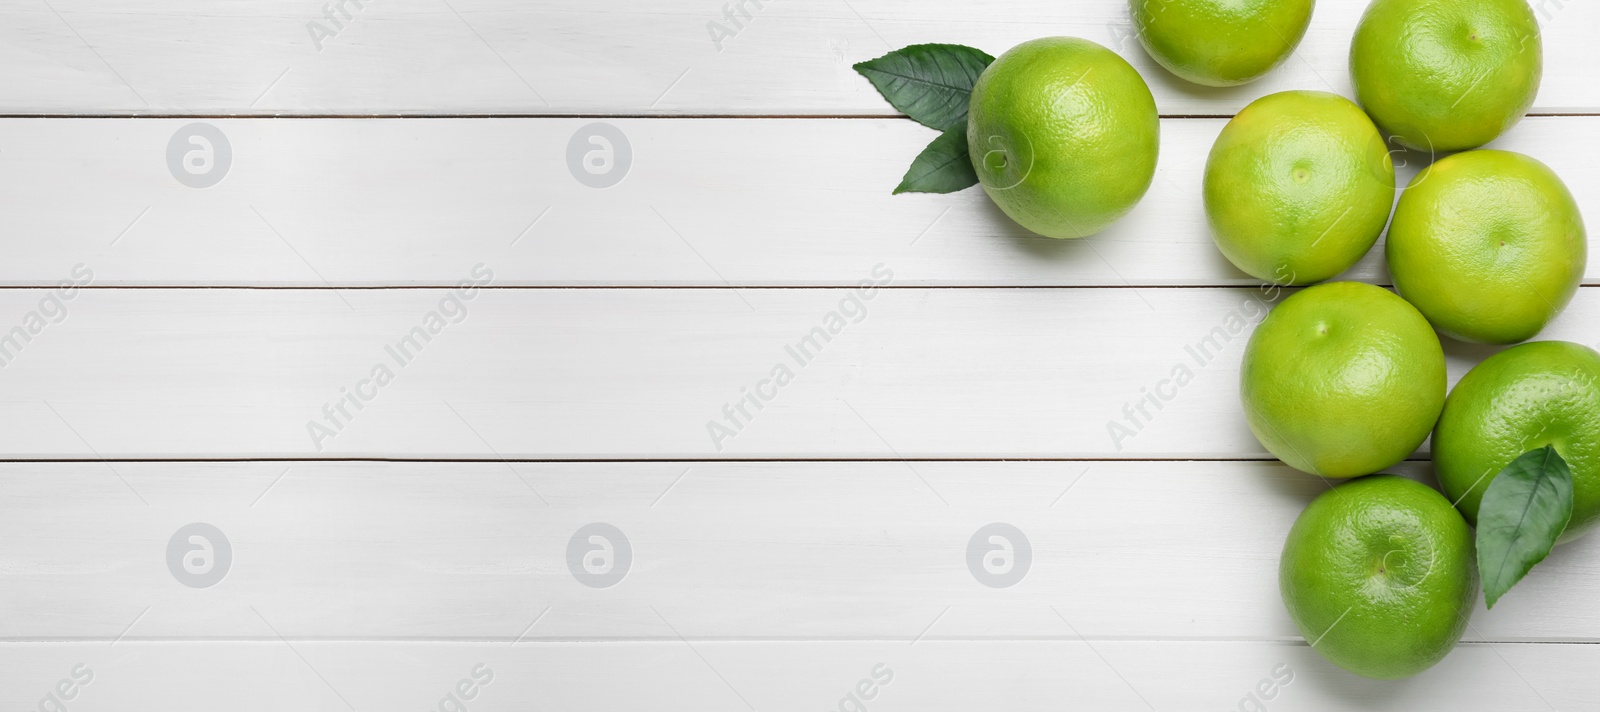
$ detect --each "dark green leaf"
[853,44,994,131]
[1477,446,1574,608]
[893,125,978,194]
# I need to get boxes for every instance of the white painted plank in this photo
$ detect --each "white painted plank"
[2,116,1597,287]
[6,460,1600,642]
[0,640,1589,711]
[0,0,1592,115]
[0,286,1597,459]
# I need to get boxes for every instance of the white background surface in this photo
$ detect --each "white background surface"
[0,0,1596,709]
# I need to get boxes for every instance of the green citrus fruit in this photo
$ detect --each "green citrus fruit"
[1434,341,1600,542]
[967,37,1160,238]
[1204,91,1396,285]
[1131,0,1316,86]
[1241,282,1446,477]
[1350,0,1542,152]
[1280,475,1477,680]
[1387,150,1586,344]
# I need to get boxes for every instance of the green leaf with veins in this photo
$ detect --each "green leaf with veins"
[893,125,978,194]
[853,44,994,131]
[1477,446,1574,608]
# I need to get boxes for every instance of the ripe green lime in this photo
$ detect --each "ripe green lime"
[1204,91,1396,285]
[967,37,1159,238]
[1280,475,1477,680]
[1241,282,1446,477]
[1131,0,1316,86]
[1387,150,1586,344]
[1434,341,1600,542]
[1350,0,1542,152]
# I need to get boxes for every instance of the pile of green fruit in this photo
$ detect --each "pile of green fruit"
[857,0,1592,681]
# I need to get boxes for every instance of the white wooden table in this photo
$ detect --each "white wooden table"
[1,0,1597,709]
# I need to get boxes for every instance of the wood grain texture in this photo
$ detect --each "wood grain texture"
[6,1,1600,706]
[3,286,1596,459]
[0,640,1589,711]
[0,0,1593,115]
[6,460,1600,642]
[1,116,1596,287]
